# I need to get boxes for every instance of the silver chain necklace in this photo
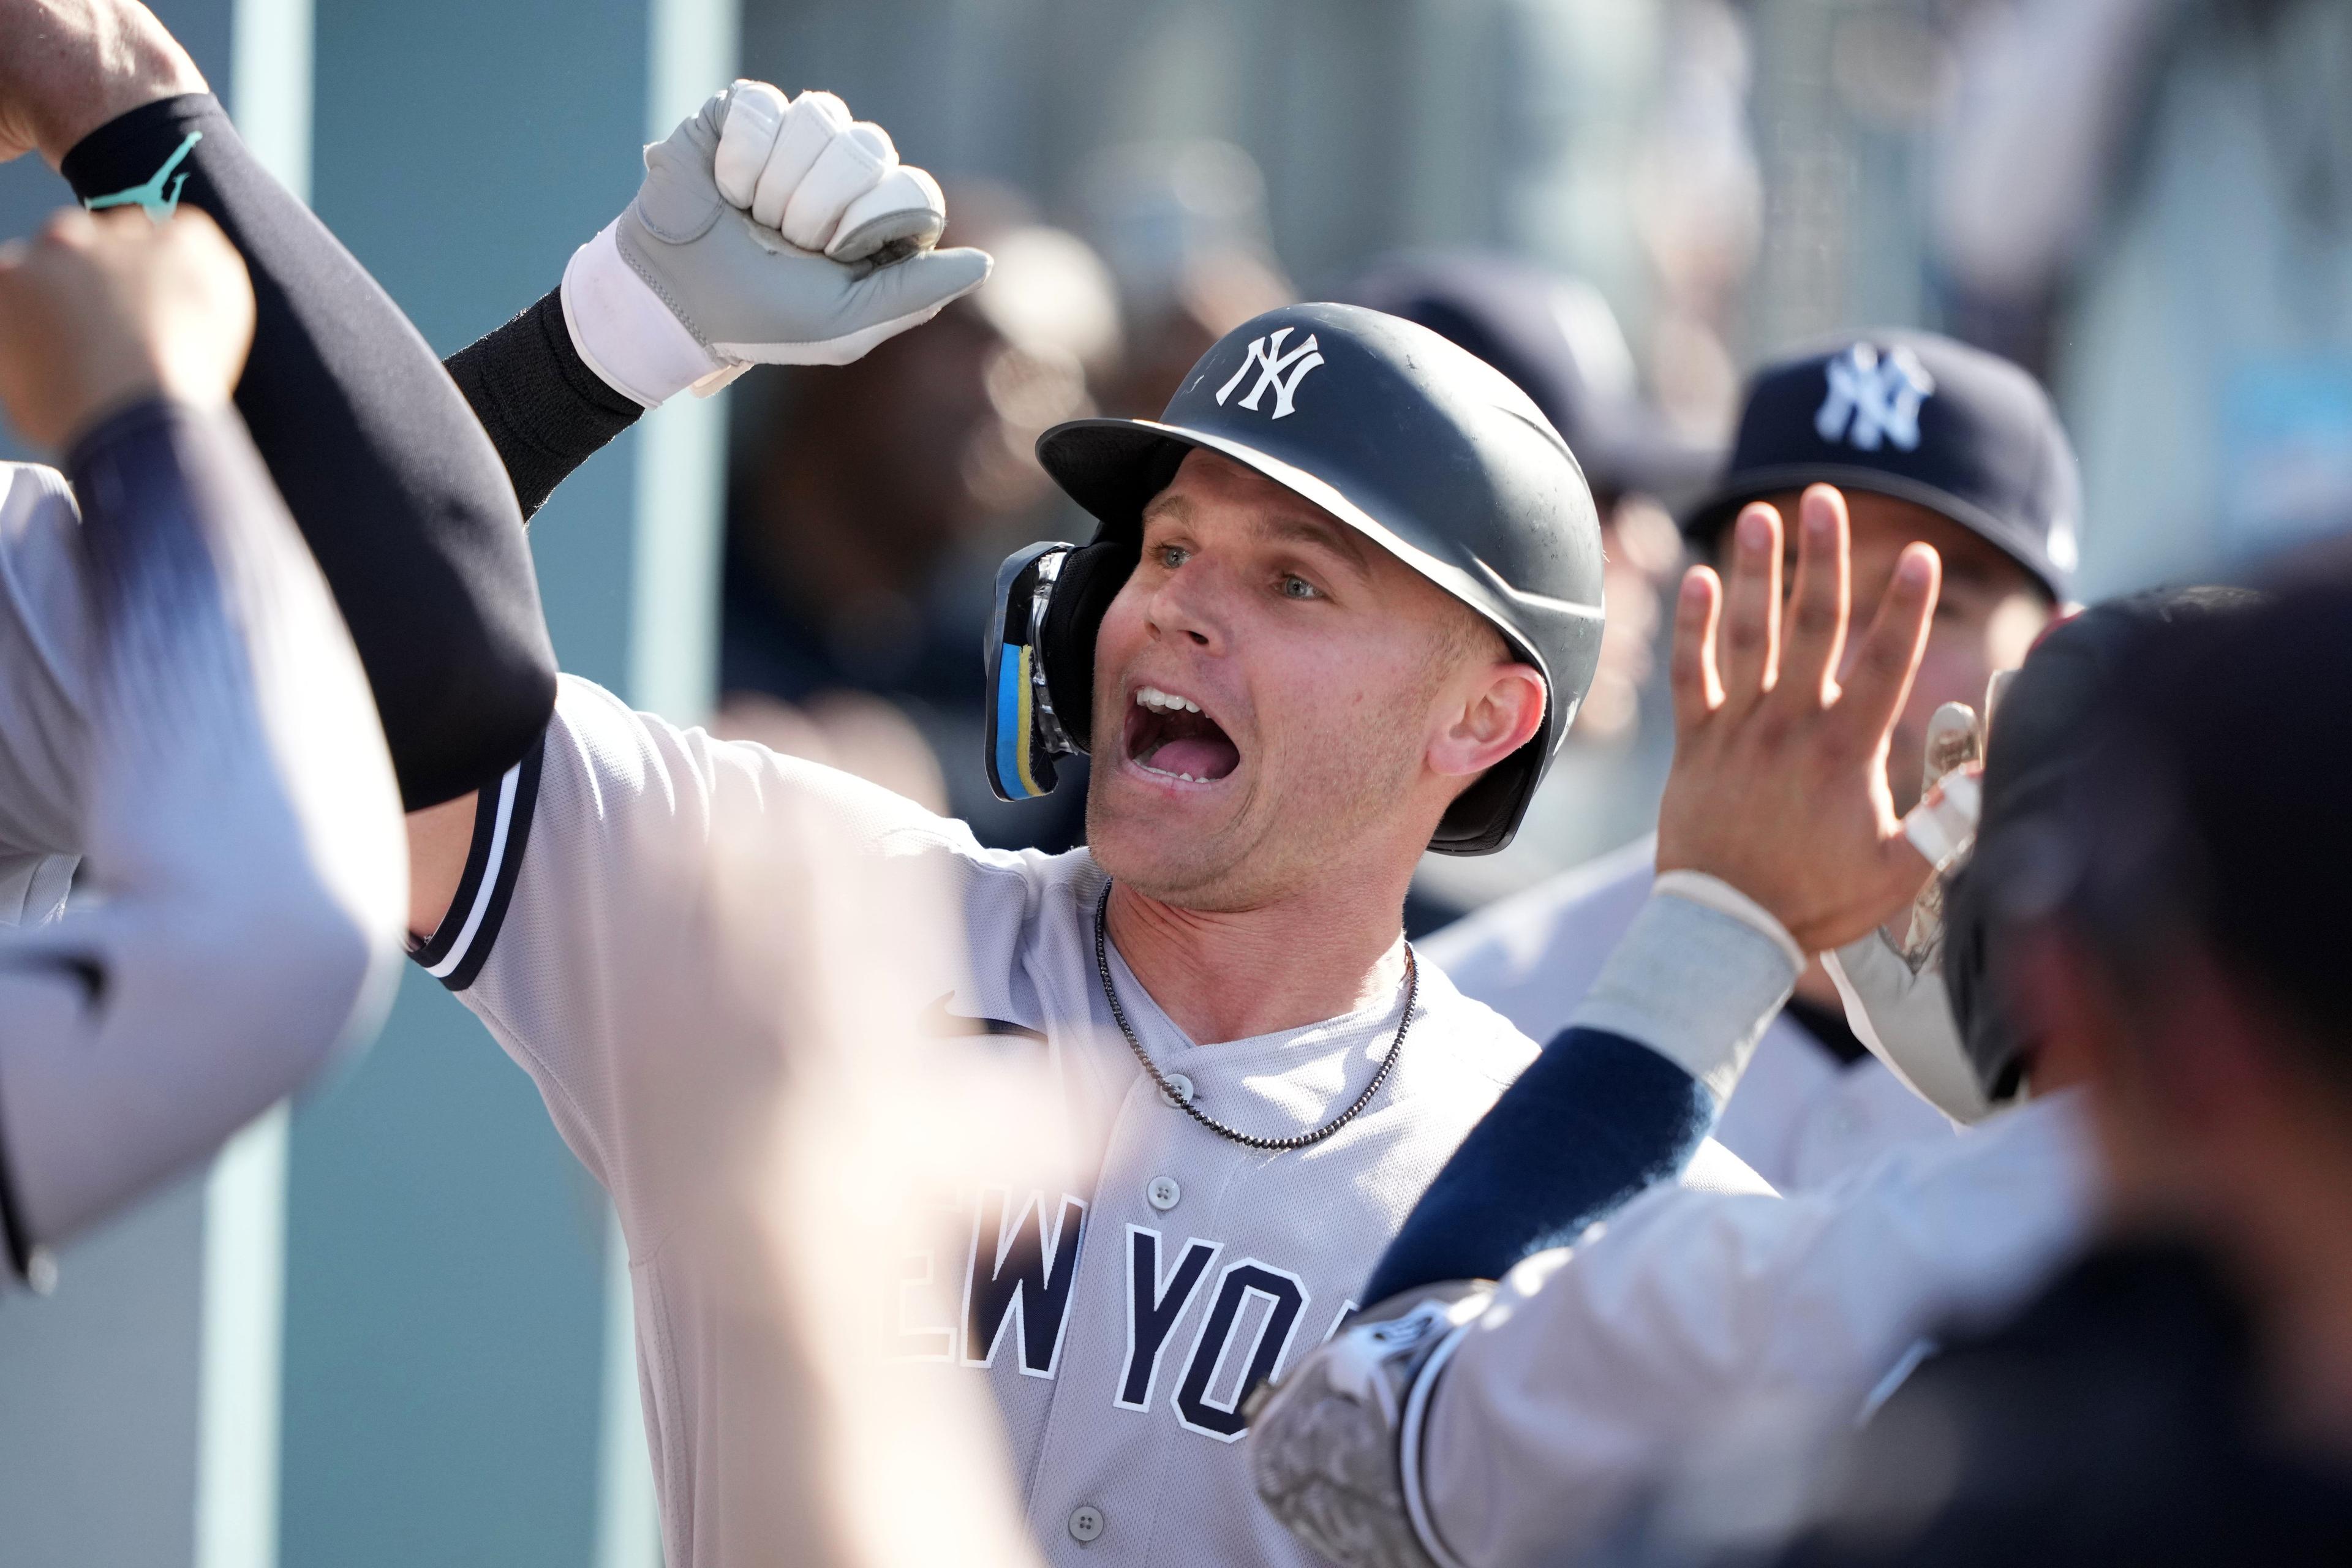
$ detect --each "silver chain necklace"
[1092,883,1417,1153]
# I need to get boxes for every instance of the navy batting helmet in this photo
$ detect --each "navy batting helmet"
[982,301,1606,854]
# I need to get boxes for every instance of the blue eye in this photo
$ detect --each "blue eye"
[1280,575,1321,600]
[1156,545,1189,569]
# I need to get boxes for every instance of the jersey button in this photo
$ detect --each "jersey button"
[1146,1175,1182,1212]
[1162,1072,1195,1106]
[1068,1504,1106,1544]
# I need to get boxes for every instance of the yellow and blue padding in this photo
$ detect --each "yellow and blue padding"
[982,542,1076,803]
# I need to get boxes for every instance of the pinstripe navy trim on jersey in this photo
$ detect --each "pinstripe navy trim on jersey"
[410,730,545,992]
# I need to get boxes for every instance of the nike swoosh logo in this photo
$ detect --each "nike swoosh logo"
[0,949,108,1009]
[919,992,1045,1044]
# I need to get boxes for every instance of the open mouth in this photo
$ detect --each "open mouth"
[1123,685,1242,783]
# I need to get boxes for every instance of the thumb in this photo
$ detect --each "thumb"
[636,101,727,243]
[843,245,992,326]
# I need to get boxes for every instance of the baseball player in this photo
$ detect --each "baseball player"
[0,206,404,1285]
[1246,586,2252,1568]
[1425,333,2078,1190]
[296,80,1844,1567]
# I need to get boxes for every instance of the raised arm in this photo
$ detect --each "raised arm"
[407,79,990,938]
[2,0,555,810]
[0,208,405,1283]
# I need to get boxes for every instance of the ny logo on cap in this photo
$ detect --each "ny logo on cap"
[1215,328,1324,420]
[1815,342,1936,453]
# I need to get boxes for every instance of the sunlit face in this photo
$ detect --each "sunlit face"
[1085,450,1535,910]
[1736,489,2054,813]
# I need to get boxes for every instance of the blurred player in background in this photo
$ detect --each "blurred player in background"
[0,207,403,1288]
[1427,333,2073,1191]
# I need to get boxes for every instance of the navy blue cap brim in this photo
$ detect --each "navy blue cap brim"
[1680,462,2070,601]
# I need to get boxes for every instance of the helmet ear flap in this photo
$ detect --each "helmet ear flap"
[982,537,1142,803]
[1038,537,1140,753]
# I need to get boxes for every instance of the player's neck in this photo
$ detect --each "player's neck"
[1103,876,1412,1046]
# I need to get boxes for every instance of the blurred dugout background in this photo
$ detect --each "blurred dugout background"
[0,1,2346,1565]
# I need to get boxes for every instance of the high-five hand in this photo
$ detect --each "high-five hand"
[562,80,992,408]
[1655,484,1942,954]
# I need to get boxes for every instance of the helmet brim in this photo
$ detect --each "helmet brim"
[1039,417,1584,688]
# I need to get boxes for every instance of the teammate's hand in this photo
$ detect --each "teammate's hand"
[1655,484,1942,954]
[0,205,253,450]
[0,0,208,168]
[562,80,992,407]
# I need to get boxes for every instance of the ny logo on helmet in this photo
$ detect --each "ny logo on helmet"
[1815,342,1935,453]
[1215,328,1325,420]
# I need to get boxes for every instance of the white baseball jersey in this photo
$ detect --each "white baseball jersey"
[417,674,1760,1568]
[0,462,94,930]
[1423,834,1958,1189]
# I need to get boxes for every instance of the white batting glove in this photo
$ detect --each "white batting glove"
[561,81,992,408]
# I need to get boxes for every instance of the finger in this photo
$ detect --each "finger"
[826,164,946,264]
[1833,541,1940,756]
[840,243,989,325]
[780,120,895,252]
[1773,484,1849,712]
[714,81,790,209]
[1717,502,1782,712]
[750,90,850,230]
[1668,564,1724,741]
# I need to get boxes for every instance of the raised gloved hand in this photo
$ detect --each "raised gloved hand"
[561,80,991,407]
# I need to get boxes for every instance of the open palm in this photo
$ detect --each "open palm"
[1656,484,1942,954]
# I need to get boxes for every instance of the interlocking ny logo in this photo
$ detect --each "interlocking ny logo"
[1815,342,1935,453]
[84,132,203,222]
[1215,328,1324,420]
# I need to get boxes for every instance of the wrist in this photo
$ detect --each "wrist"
[1570,878,1801,1102]
[559,221,722,409]
[36,37,206,168]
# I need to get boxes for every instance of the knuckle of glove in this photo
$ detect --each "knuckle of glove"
[782,121,897,252]
[752,89,851,231]
[712,81,789,208]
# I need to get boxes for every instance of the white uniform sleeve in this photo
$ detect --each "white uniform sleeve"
[0,464,102,914]
[1408,1093,2097,1567]
[0,406,406,1282]
[413,673,982,1256]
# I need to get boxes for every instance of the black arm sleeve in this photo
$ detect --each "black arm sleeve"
[442,290,644,522]
[61,94,557,811]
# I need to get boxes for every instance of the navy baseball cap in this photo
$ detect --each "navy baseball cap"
[1683,331,2080,601]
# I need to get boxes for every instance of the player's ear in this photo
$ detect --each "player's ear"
[1428,661,1545,781]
